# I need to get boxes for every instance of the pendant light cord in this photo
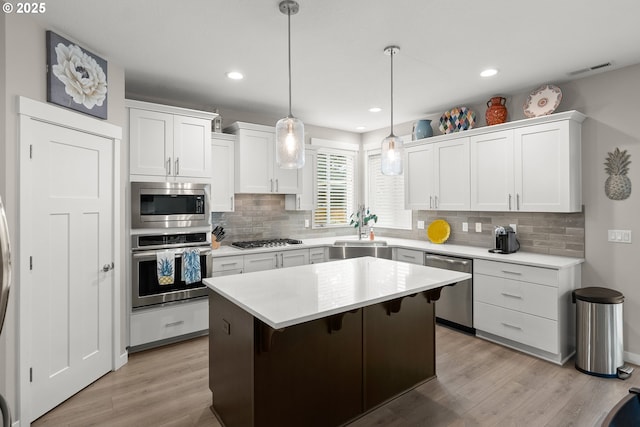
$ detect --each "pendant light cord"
[390,49,394,135]
[287,8,292,118]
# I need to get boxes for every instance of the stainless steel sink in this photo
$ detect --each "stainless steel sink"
[328,240,392,260]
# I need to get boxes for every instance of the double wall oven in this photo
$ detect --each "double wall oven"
[130,182,212,309]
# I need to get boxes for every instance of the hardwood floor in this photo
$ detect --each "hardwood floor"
[33,325,637,427]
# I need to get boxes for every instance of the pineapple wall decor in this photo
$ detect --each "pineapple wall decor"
[604,147,632,200]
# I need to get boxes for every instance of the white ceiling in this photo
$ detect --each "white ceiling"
[35,0,640,133]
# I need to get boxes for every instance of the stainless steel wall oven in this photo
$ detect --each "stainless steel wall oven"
[131,232,212,308]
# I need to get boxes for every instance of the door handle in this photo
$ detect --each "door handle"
[101,262,114,272]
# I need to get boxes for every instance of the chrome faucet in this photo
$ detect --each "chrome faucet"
[358,204,366,240]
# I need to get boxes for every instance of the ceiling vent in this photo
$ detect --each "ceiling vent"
[568,62,612,76]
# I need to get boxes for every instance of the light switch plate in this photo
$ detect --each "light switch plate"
[509,223,517,233]
[475,222,482,233]
[462,222,468,232]
[304,219,310,228]
[608,229,632,243]
[417,220,425,229]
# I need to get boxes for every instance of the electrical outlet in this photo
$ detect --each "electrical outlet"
[417,220,425,229]
[475,222,482,233]
[509,223,517,233]
[222,319,231,335]
[462,222,468,232]
[304,219,310,228]
[608,229,632,243]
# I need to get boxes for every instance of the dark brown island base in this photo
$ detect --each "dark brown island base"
[203,257,471,427]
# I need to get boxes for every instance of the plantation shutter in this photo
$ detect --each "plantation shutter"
[368,153,412,229]
[314,151,355,227]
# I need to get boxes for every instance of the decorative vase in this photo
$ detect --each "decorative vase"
[485,96,508,126]
[411,119,433,140]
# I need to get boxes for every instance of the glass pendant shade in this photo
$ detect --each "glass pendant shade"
[275,116,305,169]
[381,134,404,175]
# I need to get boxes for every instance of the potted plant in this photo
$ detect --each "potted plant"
[349,207,378,239]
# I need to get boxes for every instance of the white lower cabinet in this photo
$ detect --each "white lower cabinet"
[130,298,208,349]
[309,247,327,264]
[473,259,580,365]
[395,248,424,265]
[243,249,309,273]
[212,255,244,275]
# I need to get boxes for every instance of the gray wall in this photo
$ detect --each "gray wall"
[0,14,127,416]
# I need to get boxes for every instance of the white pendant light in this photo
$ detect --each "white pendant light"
[276,0,305,169]
[381,45,404,176]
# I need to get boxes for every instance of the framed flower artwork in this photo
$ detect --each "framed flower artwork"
[46,30,108,119]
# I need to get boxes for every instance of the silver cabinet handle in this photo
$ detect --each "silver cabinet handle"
[276,179,279,193]
[501,270,522,275]
[516,193,520,210]
[501,292,523,299]
[501,322,522,330]
[270,179,274,192]
[280,253,284,268]
[230,196,234,210]
[175,158,180,175]
[508,194,512,210]
[101,262,114,272]
[429,196,433,209]
[165,320,184,328]
[167,157,171,175]
[435,195,439,209]
[298,196,301,209]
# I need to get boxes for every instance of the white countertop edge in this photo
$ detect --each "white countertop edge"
[210,236,584,269]
[204,258,471,330]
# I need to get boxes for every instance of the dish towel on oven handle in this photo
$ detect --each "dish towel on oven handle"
[182,248,201,285]
[157,250,176,285]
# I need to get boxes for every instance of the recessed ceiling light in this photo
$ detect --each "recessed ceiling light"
[356,126,366,131]
[480,68,498,77]
[226,71,244,80]
[369,107,382,113]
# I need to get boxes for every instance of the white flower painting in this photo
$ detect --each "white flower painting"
[46,31,108,119]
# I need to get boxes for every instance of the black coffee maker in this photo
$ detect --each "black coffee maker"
[489,225,520,254]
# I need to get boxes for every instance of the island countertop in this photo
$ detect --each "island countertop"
[203,256,471,329]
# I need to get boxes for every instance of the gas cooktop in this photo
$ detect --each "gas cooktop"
[231,238,303,250]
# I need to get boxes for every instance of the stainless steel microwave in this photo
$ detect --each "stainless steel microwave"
[131,182,210,229]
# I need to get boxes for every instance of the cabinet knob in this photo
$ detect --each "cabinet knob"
[102,262,114,272]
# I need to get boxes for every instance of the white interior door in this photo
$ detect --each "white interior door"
[26,119,114,421]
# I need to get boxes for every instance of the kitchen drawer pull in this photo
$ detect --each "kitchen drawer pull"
[501,270,522,275]
[401,254,416,260]
[501,292,523,299]
[221,262,239,267]
[165,320,184,328]
[501,322,522,330]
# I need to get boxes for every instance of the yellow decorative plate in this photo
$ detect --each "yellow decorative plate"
[427,219,451,244]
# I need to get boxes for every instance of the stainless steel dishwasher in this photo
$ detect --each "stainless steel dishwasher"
[425,253,474,334]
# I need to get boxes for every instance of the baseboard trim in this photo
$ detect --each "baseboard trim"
[116,350,128,370]
[624,350,640,366]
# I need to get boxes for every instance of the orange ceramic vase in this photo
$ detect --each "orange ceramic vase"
[486,96,508,125]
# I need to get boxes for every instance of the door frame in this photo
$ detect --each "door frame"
[17,96,123,425]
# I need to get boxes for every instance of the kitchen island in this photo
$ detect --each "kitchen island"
[203,257,471,427]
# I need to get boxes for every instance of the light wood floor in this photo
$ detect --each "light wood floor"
[33,325,638,427]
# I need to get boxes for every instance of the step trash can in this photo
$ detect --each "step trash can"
[572,287,632,379]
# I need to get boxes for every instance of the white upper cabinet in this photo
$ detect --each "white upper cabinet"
[128,100,214,181]
[405,137,470,210]
[210,133,236,212]
[227,122,302,194]
[470,112,584,212]
[285,149,315,211]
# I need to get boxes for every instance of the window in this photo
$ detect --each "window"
[367,152,412,229]
[313,150,355,228]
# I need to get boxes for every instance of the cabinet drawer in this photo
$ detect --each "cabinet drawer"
[474,259,558,287]
[475,274,557,320]
[309,247,327,263]
[130,298,208,347]
[396,248,424,265]
[474,301,558,354]
[212,255,244,273]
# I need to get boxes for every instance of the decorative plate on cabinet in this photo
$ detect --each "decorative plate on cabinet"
[427,219,451,244]
[523,84,562,118]
[439,107,476,134]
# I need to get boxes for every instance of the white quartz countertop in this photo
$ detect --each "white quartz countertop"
[211,235,584,269]
[204,256,471,329]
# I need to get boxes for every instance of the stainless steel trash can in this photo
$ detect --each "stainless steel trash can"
[573,287,629,379]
